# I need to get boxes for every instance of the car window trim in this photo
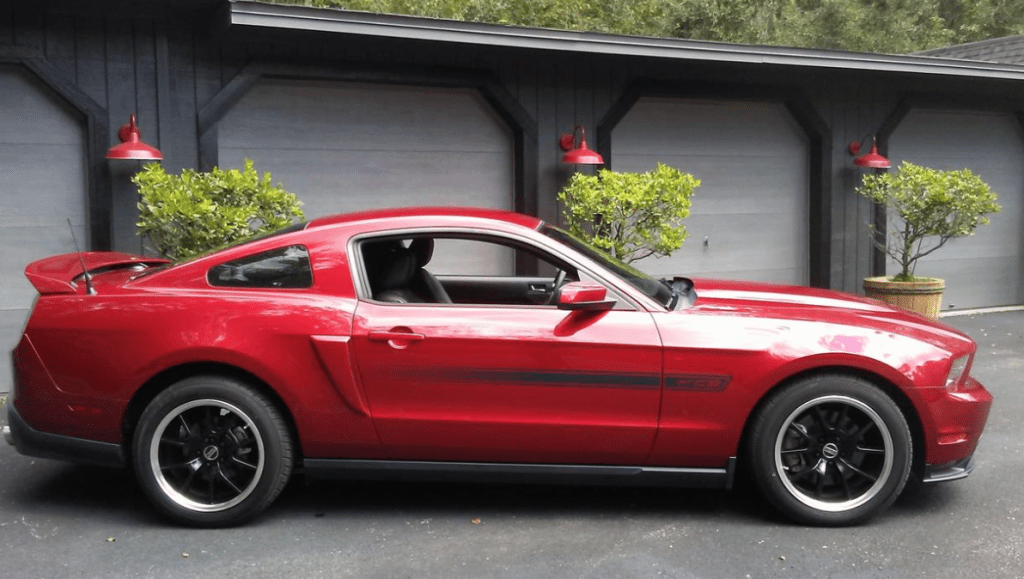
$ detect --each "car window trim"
[347,227,642,311]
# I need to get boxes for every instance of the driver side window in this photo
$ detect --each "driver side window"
[359,235,577,306]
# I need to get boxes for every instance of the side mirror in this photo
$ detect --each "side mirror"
[556,281,616,311]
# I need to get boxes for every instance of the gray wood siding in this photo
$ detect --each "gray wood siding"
[889,110,1024,309]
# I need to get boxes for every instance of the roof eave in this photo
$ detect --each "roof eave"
[228,0,1024,82]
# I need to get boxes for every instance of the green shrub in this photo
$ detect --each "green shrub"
[857,162,1000,281]
[134,159,305,260]
[557,163,699,263]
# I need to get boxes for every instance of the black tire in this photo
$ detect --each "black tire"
[745,374,912,526]
[132,376,293,527]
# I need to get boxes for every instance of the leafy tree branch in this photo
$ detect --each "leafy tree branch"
[558,164,699,264]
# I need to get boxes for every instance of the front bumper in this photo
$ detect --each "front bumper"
[5,402,126,468]
[923,454,976,483]
[921,376,992,467]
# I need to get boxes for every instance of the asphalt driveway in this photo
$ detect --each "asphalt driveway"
[1,310,1022,579]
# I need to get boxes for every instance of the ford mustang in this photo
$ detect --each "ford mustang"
[4,207,992,527]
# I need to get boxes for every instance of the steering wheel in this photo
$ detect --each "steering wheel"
[546,269,567,305]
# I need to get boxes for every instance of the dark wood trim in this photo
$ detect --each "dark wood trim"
[154,21,173,159]
[863,99,909,278]
[2,56,112,250]
[195,68,261,152]
[596,80,833,288]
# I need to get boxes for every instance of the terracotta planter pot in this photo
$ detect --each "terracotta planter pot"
[863,276,945,319]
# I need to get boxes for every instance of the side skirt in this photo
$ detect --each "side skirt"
[305,457,737,489]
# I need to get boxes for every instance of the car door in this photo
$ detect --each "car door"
[349,233,663,465]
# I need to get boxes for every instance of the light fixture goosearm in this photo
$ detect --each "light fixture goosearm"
[848,136,890,169]
[106,114,163,161]
[559,125,604,165]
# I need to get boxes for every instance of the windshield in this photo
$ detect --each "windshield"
[540,224,674,309]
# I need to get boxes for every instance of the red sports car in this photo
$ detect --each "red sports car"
[4,208,991,527]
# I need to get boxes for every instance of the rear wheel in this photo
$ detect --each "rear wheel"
[132,376,293,527]
[746,374,912,526]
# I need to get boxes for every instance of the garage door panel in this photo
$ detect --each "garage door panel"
[219,81,509,154]
[0,144,86,225]
[0,73,82,145]
[612,100,802,156]
[1,67,87,390]
[617,154,806,213]
[0,225,80,305]
[915,256,1020,309]
[220,81,513,219]
[637,212,805,282]
[218,148,512,216]
[614,98,809,285]
[890,110,1024,309]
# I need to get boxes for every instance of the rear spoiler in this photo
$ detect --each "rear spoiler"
[25,252,171,295]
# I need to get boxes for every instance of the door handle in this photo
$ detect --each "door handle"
[368,329,425,346]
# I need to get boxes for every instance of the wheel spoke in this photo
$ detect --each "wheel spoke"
[231,456,258,470]
[176,415,192,436]
[217,465,243,495]
[780,446,813,455]
[812,404,830,429]
[159,436,187,448]
[787,422,810,440]
[789,464,816,483]
[838,457,878,482]
[814,467,826,498]
[177,466,200,495]
[160,460,196,472]
[854,420,876,440]
[207,470,217,503]
[834,461,852,500]
[855,445,886,454]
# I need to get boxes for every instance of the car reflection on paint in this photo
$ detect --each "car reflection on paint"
[5,207,991,527]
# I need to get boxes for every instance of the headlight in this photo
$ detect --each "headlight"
[945,355,970,390]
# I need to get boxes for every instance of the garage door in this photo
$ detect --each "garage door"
[612,98,810,285]
[889,110,1024,310]
[0,67,88,386]
[218,80,514,273]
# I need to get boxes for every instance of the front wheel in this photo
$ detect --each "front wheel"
[745,374,912,526]
[132,376,293,527]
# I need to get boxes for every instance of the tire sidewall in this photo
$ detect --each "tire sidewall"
[747,375,912,526]
[132,376,291,527]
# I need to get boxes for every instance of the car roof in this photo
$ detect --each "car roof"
[305,207,544,231]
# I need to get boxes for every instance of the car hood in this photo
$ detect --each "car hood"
[686,278,973,351]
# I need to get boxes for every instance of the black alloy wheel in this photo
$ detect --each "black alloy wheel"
[133,376,293,527]
[746,374,912,526]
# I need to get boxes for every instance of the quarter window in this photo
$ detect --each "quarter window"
[207,245,312,288]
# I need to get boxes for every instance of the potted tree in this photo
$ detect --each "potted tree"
[857,161,1000,319]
